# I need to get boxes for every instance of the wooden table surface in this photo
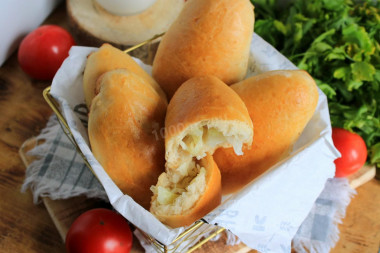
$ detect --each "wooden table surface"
[0,3,379,253]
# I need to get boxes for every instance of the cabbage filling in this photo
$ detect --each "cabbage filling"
[179,126,245,160]
[151,159,207,215]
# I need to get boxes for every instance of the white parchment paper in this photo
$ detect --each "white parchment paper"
[50,33,340,252]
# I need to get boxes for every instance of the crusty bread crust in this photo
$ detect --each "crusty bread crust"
[88,69,167,209]
[83,43,167,109]
[165,75,253,169]
[214,70,319,194]
[150,154,221,228]
[152,0,254,98]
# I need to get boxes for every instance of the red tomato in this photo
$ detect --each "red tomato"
[17,25,75,80]
[66,208,133,253]
[332,127,367,178]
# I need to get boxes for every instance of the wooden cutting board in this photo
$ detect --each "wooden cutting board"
[19,137,257,253]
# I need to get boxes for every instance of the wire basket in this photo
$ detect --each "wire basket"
[42,33,227,253]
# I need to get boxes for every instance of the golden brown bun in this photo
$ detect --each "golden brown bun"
[83,43,167,108]
[152,0,255,98]
[88,69,167,209]
[165,75,253,169]
[214,70,319,194]
[150,154,221,228]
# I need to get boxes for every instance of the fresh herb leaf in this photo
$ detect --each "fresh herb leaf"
[351,62,375,82]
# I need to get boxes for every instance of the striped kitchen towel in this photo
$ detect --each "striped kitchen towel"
[21,115,107,203]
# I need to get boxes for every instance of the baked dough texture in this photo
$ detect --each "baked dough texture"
[150,154,221,228]
[152,0,255,98]
[214,70,319,194]
[165,75,254,169]
[88,69,167,209]
[83,43,167,108]
[150,75,253,228]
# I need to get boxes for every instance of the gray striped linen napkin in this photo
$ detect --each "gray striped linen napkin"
[22,115,356,253]
[22,116,107,203]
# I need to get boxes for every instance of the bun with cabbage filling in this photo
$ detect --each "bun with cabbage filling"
[164,75,254,169]
[150,75,253,227]
[150,154,221,228]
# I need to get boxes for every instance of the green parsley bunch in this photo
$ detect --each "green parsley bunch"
[252,0,380,168]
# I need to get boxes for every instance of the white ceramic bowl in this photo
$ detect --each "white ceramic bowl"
[95,0,158,16]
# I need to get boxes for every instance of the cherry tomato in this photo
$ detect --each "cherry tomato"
[66,208,133,253]
[332,127,367,178]
[17,25,75,80]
